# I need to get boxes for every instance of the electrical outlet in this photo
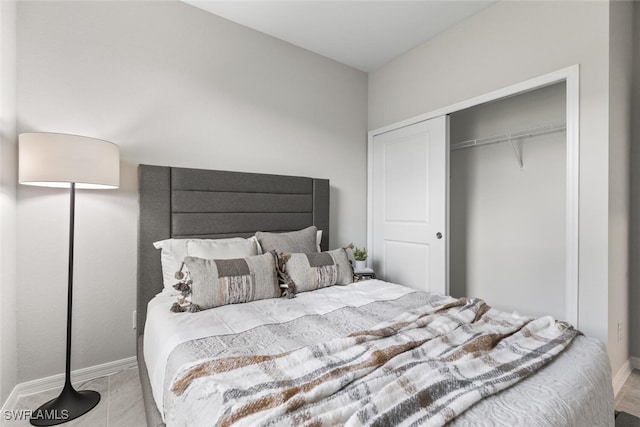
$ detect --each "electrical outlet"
[617,321,622,343]
[133,310,137,330]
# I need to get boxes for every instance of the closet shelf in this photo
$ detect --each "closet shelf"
[450,122,566,152]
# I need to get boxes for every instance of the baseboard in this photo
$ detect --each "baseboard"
[0,356,137,411]
[0,385,21,417]
[613,359,633,397]
[631,356,640,370]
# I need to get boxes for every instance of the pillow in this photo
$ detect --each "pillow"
[153,237,259,295]
[255,226,319,254]
[315,230,322,252]
[255,229,323,254]
[184,252,280,310]
[187,238,258,259]
[153,239,189,295]
[283,248,353,294]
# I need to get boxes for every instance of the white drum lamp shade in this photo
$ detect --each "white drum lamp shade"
[19,133,119,189]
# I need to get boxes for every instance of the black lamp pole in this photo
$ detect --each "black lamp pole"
[30,183,101,426]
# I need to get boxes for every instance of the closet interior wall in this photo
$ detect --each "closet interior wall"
[449,82,567,320]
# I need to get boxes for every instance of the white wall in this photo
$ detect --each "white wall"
[0,0,18,404]
[608,0,633,375]
[450,83,566,320]
[369,1,617,368]
[16,1,367,382]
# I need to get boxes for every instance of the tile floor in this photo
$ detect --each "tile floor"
[1,366,146,427]
[3,367,639,426]
[616,369,640,419]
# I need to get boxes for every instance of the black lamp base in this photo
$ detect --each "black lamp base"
[29,385,100,426]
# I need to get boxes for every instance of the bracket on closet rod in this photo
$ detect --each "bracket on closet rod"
[509,139,523,169]
[450,122,566,169]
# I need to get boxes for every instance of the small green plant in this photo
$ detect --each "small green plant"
[353,247,368,261]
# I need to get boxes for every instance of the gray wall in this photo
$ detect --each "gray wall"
[368,0,625,372]
[0,0,18,403]
[16,1,367,382]
[630,2,640,362]
[450,83,566,320]
[608,0,634,375]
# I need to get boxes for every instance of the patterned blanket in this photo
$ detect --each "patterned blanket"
[170,297,577,426]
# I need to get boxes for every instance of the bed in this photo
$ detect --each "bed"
[137,164,614,427]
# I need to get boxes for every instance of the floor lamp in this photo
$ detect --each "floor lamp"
[18,133,120,426]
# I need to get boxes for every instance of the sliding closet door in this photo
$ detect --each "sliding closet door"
[370,115,448,295]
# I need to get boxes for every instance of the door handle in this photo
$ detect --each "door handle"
[436,232,443,239]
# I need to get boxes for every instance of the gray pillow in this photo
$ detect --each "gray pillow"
[184,252,280,310]
[256,226,319,254]
[284,248,353,293]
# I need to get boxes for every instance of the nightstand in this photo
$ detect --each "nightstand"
[353,267,376,281]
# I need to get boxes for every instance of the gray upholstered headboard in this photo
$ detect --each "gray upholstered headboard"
[136,164,330,335]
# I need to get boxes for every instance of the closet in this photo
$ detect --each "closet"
[450,82,566,320]
[369,81,568,321]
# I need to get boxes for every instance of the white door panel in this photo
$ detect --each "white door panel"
[370,116,448,294]
[383,135,429,222]
[384,240,430,290]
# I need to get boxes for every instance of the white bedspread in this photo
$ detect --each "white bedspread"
[144,280,614,426]
[143,279,415,418]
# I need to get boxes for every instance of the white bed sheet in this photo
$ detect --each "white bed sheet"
[144,280,614,426]
[143,279,415,418]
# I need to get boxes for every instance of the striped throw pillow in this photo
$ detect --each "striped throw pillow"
[284,248,353,294]
[184,252,280,310]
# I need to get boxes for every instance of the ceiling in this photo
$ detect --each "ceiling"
[182,1,495,72]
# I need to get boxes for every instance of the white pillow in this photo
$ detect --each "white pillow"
[255,230,323,254]
[153,239,189,295]
[153,236,260,295]
[187,238,259,259]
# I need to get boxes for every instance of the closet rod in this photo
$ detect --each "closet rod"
[450,122,566,152]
